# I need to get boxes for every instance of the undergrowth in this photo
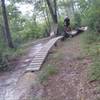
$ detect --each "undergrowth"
[82,31,100,81]
[0,42,25,71]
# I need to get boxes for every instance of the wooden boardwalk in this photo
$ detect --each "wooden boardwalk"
[26,36,63,72]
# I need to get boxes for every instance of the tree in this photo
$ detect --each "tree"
[1,0,14,48]
[46,0,58,35]
[46,0,58,24]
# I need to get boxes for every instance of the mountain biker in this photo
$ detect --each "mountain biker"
[62,16,71,40]
[64,16,70,28]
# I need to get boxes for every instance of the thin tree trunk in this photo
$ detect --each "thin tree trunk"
[42,0,49,28]
[72,0,75,14]
[46,0,58,35]
[1,0,14,48]
[43,10,49,28]
[46,0,57,24]
[54,0,58,23]
[45,1,51,28]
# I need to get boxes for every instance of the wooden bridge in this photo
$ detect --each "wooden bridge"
[26,36,63,72]
[26,26,88,72]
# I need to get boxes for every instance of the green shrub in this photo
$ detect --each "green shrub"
[0,42,11,71]
[58,19,64,33]
[83,31,100,45]
[0,38,24,71]
[83,0,100,32]
[17,25,43,41]
[74,13,81,27]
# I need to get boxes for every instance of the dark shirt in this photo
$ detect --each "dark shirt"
[64,18,70,27]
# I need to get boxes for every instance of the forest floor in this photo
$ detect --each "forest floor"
[0,35,100,100]
[34,35,100,100]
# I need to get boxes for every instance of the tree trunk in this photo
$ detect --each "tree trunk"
[46,0,58,35]
[54,0,58,23]
[45,1,51,28]
[71,0,75,16]
[1,0,14,48]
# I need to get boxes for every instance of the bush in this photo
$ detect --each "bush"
[12,23,45,46]
[0,42,11,71]
[74,13,81,27]
[58,19,64,33]
[83,0,100,32]
[83,31,100,44]
[0,38,24,71]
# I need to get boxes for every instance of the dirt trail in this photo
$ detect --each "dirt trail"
[40,35,96,100]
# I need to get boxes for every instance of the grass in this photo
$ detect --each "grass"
[81,31,100,82]
[38,64,58,84]
[38,47,63,85]
[89,56,100,81]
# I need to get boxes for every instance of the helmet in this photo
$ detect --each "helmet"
[64,16,68,19]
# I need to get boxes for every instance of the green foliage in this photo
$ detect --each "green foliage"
[17,24,43,41]
[0,43,8,71]
[81,0,100,82]
[85,9,100,32]
[81,0,100,32]
[0,41,13,71]
[0,40,25,71]
[70,13,82,29]
[0,2,47,70]
[58,18,64,33]
[0,0,100,72]
[82,31,100,81]
[83,31,100,44]
[0,32,25,71]
[74,13,81,27]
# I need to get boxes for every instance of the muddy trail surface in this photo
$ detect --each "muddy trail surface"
[0,39,49,100]
[38,35,98,100]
